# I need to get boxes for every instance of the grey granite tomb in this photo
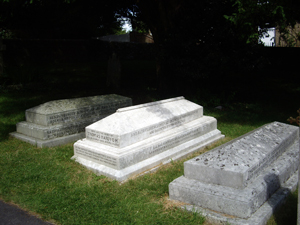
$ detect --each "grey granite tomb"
[72,97,225,182]
[169,121,299,225]
[10,94,132,147]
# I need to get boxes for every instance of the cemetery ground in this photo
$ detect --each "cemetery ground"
[0,59,299,224]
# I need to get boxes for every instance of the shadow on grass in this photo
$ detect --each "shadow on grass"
[267,189,298,225]
[0,123,16,141]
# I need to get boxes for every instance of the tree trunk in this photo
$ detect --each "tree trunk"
[0,37,4,78]
[138,0,183,92]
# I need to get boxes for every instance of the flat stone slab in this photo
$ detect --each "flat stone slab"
[184,122,299,189]
[72,97,224,181]
[10,131,85,148]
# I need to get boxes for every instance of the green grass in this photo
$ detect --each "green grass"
[0,139,208,224]
[0,60,299,224]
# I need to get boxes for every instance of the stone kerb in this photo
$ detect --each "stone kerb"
[10,94,132,147]
[169,121,299,224]
[72,97,224,182]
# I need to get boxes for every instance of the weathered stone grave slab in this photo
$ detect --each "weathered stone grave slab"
[72,97,224,182]
[10,94,132,147]
[169,122,299,225]
[298,165,300,225]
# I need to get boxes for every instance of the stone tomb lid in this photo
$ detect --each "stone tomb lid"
[85,97,203,148]
[25,94,132,126]
[183,122,299,189]
[26,94,129,114]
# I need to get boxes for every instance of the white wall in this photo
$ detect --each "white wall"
[259,27,275,46]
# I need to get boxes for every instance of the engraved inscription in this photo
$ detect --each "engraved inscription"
[46,100,130,125]
[86,130,120,146]
[46,124,86,139]
[75,146,117,167]
[84,125,205,169]
[118,125,207,169]
[148,126,203,156]
[130,110,199,138]
[86,110,200,146]
[48,111,77,124]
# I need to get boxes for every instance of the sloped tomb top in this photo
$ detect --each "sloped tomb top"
[26,94,130,114]
[86,97,203,148]
[25,94,132,126]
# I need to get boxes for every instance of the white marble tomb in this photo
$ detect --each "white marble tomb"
[72,96,224,182]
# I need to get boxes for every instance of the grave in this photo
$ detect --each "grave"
[10,94,132,147]
[72,97,224,182]
[169,121,299,225]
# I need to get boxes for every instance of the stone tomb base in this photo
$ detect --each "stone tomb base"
[10,94,132,147]
[169,122,299,225]
[72,97,224,182]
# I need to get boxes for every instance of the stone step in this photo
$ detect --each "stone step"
[181,170,298,225]
[73,130,224,182]
[10,131,86,148]
[184,122,299,189]
[16,116,108,140]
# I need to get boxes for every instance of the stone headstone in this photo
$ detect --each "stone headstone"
[10,94,132,147]
[72,97,224,182]
[169,122,299,225]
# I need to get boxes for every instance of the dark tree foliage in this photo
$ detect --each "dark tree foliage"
[136,0,300,91]
[225,0,300,44]
[0,0,124,39]
[1,0,299,90]
[136,0,245,90]
[117,3,149,33]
